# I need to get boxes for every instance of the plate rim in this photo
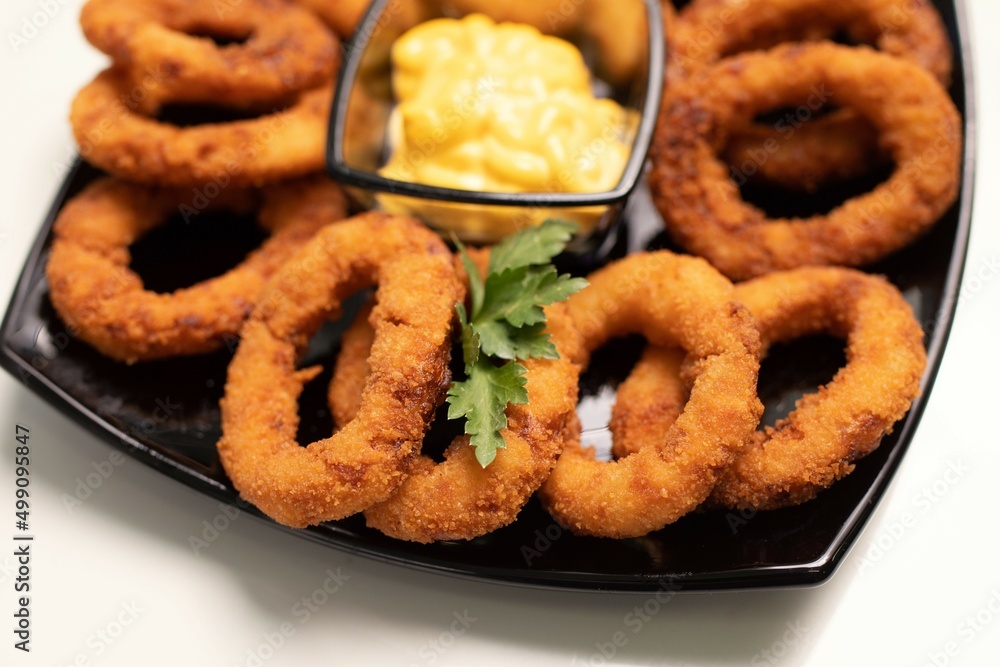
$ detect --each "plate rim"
[0,0,977,594]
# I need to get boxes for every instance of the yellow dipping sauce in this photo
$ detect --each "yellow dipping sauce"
[378,13,638,241]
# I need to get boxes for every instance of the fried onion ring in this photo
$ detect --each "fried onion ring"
[329,251,583,543]
[539,252,762,538]
[672,0,953,191]
[363,303,581,543]
[218,214,463,528]
[45,176,347,363]
[649,42,962,280]
[709,267,927,509]
[608,346,686,461]
[70,68,330,188]
[80,0,337,110]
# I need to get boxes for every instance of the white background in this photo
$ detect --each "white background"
[1,1,998,665]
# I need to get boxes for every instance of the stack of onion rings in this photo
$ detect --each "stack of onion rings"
[671,0,953,191]
[539,251,763,538]
[46,176,347,363]
[73,0,338,187]
[218,214,463,528]
[80,0,337,111]
[329,250,584,543]
[650,42,962,280]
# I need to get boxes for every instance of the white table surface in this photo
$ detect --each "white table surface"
[2,1,998,665]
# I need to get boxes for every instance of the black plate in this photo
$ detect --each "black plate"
[0,0,975,592]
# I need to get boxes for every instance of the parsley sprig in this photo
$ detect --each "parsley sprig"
[446,220,588,467]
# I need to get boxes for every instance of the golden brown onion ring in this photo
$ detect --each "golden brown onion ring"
[649,42,962,280]
[539,251,762,538]
[218,214,463,528]
[672,0,953,191]
[363,303,582,543]
[70,68,330,188]
[80,0,338,110]
[330,251,583,543]
[710,267,927,509]
[45,176,347,363]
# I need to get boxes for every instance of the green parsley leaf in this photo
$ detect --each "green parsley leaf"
[447,220,588,467]
[454,236,485,315]
[476,321,558,361]
[446,358,528,467]
[488,219,578,275]
[480,265,589,328]
[456,303,480,367]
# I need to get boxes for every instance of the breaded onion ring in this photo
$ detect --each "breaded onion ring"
[70,69,330,188]
[608,346,686,460]
[218,214,463,528]
[649,42,962,280]
[328,300,377,431]
[539,252,763,538]
[330,251,583,543]
[709,267,927,509]
[363,303,582,543]
[672,0,953,191]
[45,176,347,363]
[80,0,337,110]
[672,0,952,83]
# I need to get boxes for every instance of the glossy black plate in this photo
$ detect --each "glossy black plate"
[0,0,974,592]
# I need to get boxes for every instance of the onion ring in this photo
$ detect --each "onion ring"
[363,303,581,543]
[608,346,686,461]
[70,68,331,188]
[218,214,463,528]
[709,267,927,509]
[539,251,763,538]
[330,251,584,543]
[80,0,337,111]
[45,176,347,363]
[672,0,952,191]
[649,42,962,280]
